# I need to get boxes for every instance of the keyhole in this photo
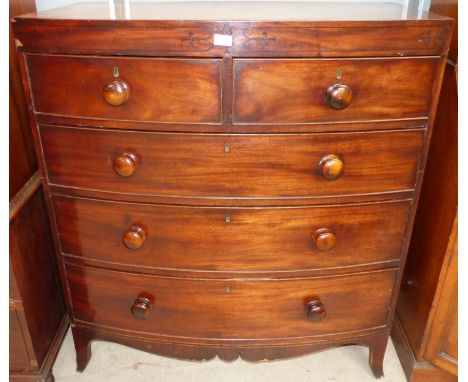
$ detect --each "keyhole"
[336,68,342,81]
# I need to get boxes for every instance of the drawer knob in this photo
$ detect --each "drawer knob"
[313,228,336,251]
[325,84,353,110]
[113,153,137,177]
[131,296,152,319]
[102,79,130,106]
[123,225,147,250]
[305,299,326,322]
[319,154,344,180]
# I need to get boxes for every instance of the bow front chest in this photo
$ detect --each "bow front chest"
[13,2,452,378]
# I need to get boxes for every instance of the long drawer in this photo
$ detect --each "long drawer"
[27,55,222,124]
[233,57,438,124]
[41,125,424,199]
[55,195,410,274]
[66,264,396,340]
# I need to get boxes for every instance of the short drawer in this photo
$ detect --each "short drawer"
[54,195,410,274]
[66,264,396,340]
[233,57,438,124]
[41,125,424,199]
[27,54,222,123]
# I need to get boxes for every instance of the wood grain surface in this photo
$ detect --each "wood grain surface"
[66,263,396,341]
[12,8,452,58]
[234,58,438,124]
[11,2,453,375]
[54,195,410,275]
[40,125,425,200]
[27,54,222,123]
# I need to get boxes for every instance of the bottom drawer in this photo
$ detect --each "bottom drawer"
[67,265,395,340]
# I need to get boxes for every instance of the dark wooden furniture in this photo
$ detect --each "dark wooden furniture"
[391,1,458,381]
[12,2,452,378]
[9,1,68,381]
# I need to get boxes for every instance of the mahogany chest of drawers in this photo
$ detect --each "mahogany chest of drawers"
[13,2,452,378]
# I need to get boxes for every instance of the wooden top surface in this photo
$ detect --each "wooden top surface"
[15,1,448,22]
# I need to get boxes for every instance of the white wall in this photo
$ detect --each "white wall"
[35,0,431,12]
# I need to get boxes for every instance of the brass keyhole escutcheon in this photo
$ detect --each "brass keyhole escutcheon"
[225,286,232,293]
[336,68,342,81]
[225,215,231,223]
[224,143,230,153]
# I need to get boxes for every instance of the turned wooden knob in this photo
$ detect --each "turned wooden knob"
[325,84,353,110]
[131,296,152,319]
[313,228,336,251]
[102,79,130,106]
[123,225,147,250]
[305,299,326,322]
[113,153,137,177]
[319,154,344,180]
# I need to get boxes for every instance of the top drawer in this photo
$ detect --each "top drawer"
[233,57,438,124]
[26,55,222,124]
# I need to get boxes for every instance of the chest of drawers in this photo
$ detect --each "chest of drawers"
[13,2,452,378]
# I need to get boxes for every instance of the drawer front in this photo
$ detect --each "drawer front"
[27,55,222,123]
[67,264,396,339]
[237,25,450,56]
[41,126,424,198]
[17,26,224,55]
[233,57,438,124]
[54,195,410,273]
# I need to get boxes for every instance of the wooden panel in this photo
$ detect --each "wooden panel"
[9,308,30,370]
[396,61,458,357]
[412,367,458,382]
[392,314,458,382]
[424,213,458,375]
[9,189,65,367]
[233,57,438,124]
[9,260,21,300]
[391,2,457,377]
[40,126,424,199]
[26,54,222,123]
[12,6,452,58]
[66,264,396,340]
[14,23,227,56]
[54,195,410,275]
[236,24,451,56]
[9,1,37,200]
[9,88,36,200]
[430,0,458,62]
